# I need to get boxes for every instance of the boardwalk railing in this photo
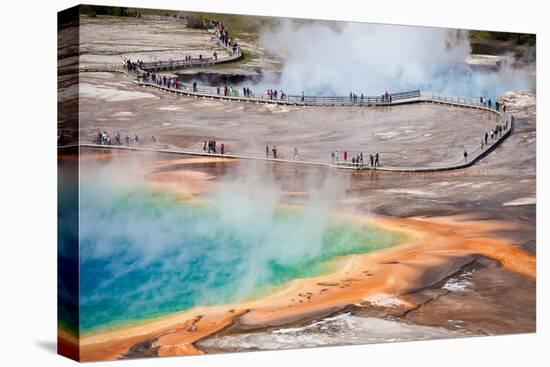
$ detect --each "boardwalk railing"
[136,77,425,106]
[139,39,242,72]
[330,116,511,172]
[76,115,512,173]
[282,90,421,105]
[421,92,485,107]
[73,21,513,171]
[135,78,500,110]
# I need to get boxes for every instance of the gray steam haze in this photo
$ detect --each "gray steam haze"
[257,20,534,99]
[77,156,400,331]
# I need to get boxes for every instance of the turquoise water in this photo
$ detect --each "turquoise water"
[78,182,403,334]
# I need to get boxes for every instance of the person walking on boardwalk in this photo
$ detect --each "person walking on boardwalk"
[331,151,335,164]
[370,154,374,167]
[375,153,380,167]
[344,151,348,161]
[151,135,156,146]
[480,139,485,150]
[335,150,339,162]
[293,147,298,160]
[301,91,305,102]
[133,134,139,147]
[124,134,129,146]
[265,145,269,158]
[485,131,489,145]
[463,150,468,162]
[272,145,277,159]
[220,143,225,155]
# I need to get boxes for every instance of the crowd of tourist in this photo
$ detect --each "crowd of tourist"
[212,20,240,54]
[216,85,239,96]
[265,89,287,100]
[480,114,513,151]
[139,73,182,89]
[203,139,225,155]
[93,131,159,148]
[125,20,240,76]
[121,23,515,172]
[347,91,393,104]
[124,58,144,72]
[330,150,381,167]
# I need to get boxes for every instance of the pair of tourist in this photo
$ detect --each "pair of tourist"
[265,145,277,159]
[351,152,364,166]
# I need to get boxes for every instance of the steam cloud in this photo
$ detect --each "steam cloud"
[257,20,533,99]
[76,156,396,331]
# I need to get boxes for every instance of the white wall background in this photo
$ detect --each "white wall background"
[0,0,547,366]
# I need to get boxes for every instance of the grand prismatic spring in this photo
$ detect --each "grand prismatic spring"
[77,176,403,334]
[58,5,536,362]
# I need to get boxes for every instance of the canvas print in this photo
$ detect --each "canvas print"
[57,4,536,362]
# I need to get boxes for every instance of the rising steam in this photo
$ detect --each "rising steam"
[76,156,398,332]
[258,20,533,99]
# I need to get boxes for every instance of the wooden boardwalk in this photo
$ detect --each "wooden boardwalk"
[70,23,512,172]
[133,79,500,113]
[139,39,243,72]
[76,118,512,173]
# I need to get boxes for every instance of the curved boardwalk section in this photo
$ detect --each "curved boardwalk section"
[78,113,512,173]
[72,23,513,172]
[139,39,243,72]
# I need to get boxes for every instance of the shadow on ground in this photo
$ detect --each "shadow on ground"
[36,340,57,354]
